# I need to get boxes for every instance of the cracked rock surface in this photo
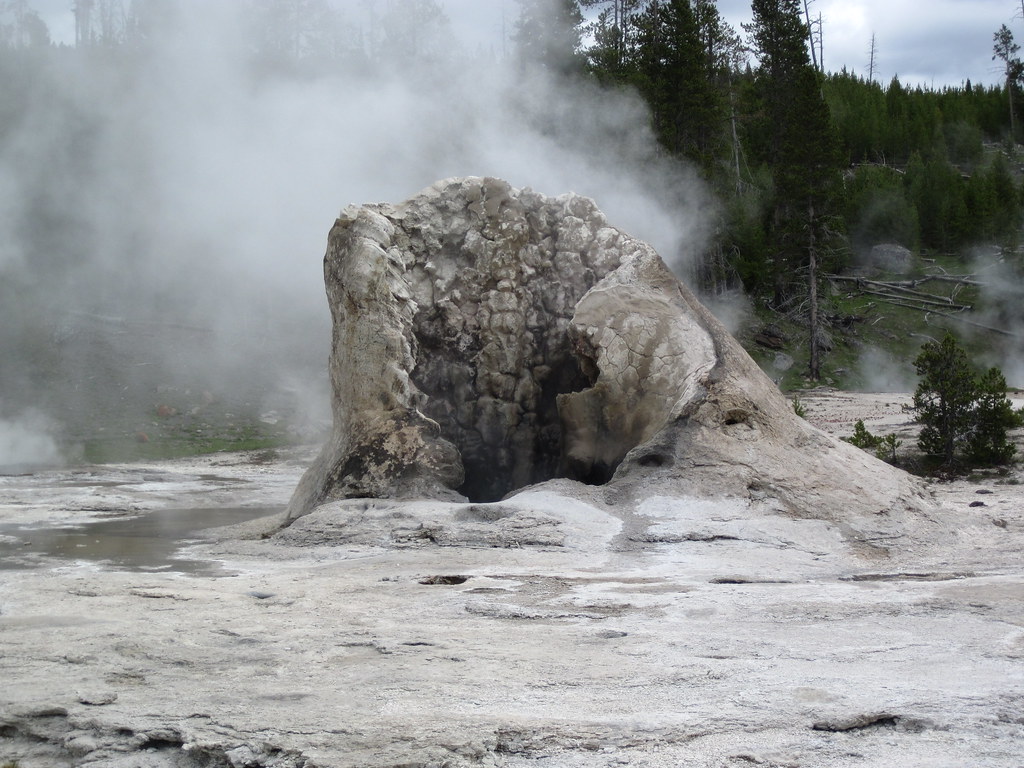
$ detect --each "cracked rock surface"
[286,177,928,531]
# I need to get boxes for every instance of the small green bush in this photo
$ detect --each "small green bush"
[874,433,902,463]
[844,419,880,450]
[843,420,901,464]
[792,397,806,418]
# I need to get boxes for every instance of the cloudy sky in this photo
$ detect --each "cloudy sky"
[452,0,1023,89]
[24,0,1023,88]
[714,0,1024,88]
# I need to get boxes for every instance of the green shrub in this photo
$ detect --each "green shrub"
[792,397,806,418]
[874,433,902,463]
[844,419,880,450]
[843,420,901,464]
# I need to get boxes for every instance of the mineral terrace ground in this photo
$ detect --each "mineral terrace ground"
[1,390,1023,767]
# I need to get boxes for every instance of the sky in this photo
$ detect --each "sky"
[714,0,1024,89]
[24,0,1024,88]
[454,0,1024,88]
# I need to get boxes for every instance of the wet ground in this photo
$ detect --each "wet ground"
[0,506,280,575]
[0,448,309,578]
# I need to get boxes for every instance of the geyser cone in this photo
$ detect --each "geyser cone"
[285,177,928,527]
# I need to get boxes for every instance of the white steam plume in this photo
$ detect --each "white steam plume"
[0,409,61,467]
[0,1,713,430]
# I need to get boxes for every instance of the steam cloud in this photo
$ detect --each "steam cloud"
[0,409,60,467]
[0,1,713,452]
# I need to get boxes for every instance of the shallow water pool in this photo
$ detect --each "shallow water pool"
[0,506,280,575]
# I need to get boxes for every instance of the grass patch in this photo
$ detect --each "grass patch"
[739,250,1010,393]
[79,431,293,463]
[69,400,304,464]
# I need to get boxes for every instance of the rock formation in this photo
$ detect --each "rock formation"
[285,177,926,523]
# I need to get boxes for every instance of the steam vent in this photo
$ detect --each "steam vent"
[285,177,926,522]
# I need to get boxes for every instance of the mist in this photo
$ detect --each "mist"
[964,250,1024,389]
[854,346,917,393]
[0,410,60,467]
[0,0,713,461]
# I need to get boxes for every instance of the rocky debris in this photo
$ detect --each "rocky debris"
[285,177,928,531]
[76,691,118,706]
[753,324,788,350]
[0,708,310,768]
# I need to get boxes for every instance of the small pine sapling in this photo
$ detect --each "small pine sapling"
[844,419,880,450]
[874,433,902,464]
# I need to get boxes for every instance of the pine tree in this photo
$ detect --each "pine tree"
[581,0,644,84]
[913,333,977,466]
[513,0,585,77]
[746,0,841,378]
[635,0,722,170]
[992,24,1022,141]
[966,367,1017,466]
[912,333,1018,468]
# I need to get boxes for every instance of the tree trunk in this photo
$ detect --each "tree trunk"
[802,0,818,71]
[808,200,820,381]
[772,205,785,307]
[1009,74,1017,142]
[729,77,742,194]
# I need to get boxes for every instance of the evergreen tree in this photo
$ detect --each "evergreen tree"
[745,0,841,378]
[912,333,1017,468]
[913,333,977,466]
[374,0,452,69]
[248,0,355,70]
[0,1,50,49]
[634,0,723,171]
[883,76,911,164]
[985,152,1021,243]
[905,149,968,251]
[513,0,585,77]
[581,0,645,84]
[966,367,1018,466]
[843,163,919,252]
[993,24,1022,141]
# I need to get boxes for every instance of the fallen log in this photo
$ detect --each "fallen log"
[827,274,985,291]
[866,296,1017,337]
[854,288,972,312]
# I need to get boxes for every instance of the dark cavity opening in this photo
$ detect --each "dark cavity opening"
[565,457,616,487]
[419,575,470,585]
[637,452,669,468]
[412,320,596,503]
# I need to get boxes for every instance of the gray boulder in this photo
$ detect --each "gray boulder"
[868,243,915,274]
[285,177,927,527]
